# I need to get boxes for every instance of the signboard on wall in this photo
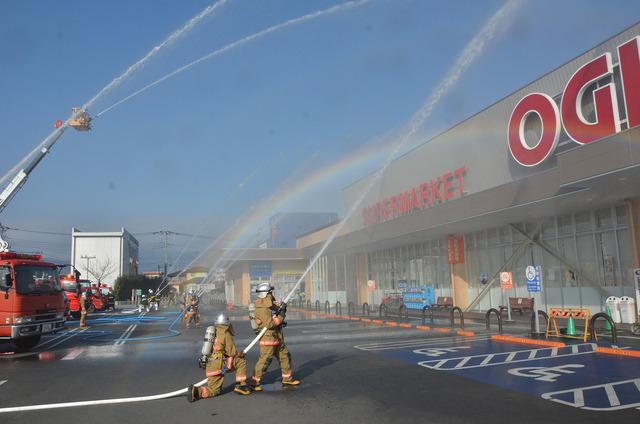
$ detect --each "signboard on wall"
[500,272,513,290]
[447,235,465,265]
[525,265,542,292]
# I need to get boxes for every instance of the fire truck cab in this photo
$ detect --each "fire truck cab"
[0,252,66,350]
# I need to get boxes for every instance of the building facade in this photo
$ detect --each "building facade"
[71,228,139,286]
[298,24,640,314]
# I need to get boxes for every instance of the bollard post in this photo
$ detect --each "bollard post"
[315,300,320,312]
[348,301,355,317]
[589,312,618,344]
[450,307,464,329]
[530,310,548,338]
[307,300,311,310]
[325,300,331,314]
[422,305,430,325]
[336,301,342,316]
[485,308,503,334]
[363,302,370,317]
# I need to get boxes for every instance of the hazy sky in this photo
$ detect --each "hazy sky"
[0,0,638,270]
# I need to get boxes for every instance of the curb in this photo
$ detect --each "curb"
[491,335,565,348]
[596,346,640,358]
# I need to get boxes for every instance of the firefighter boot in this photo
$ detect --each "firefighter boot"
[251,379,263,392]
[234,384,251,395]
[187,384,200,403]
[282,377,301,386]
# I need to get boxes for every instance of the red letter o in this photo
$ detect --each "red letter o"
[507,93,560,167]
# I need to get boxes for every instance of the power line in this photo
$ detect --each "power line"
[133,231,215,239]
[4,226,68,236]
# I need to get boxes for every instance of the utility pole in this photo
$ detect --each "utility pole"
[152,230,177,278]
[80,254,96,280]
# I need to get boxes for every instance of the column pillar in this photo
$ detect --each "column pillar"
[626,199,640,268]
[356,253,369,304]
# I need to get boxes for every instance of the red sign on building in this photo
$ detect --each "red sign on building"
[447,235,465,265]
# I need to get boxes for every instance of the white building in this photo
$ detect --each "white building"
[71,228,139,286]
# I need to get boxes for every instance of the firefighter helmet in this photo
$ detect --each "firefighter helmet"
[215,313,229,326]
[255,282,273,299]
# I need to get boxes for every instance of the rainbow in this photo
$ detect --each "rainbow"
[192,139,390,267]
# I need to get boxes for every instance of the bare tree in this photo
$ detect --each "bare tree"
[88,258,117,285]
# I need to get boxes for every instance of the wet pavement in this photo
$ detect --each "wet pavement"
[0,304,639,423]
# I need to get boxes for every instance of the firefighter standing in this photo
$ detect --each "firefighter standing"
[79,292,88,329]
[251,283,300,391]
[185,295,201,328]
[188,313,251,401]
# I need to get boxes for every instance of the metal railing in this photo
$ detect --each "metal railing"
[451,307,465,329]
[485,308,503,334]
[589,312,617,344]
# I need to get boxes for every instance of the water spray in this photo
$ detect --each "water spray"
[95,0,371,118]
[0,1,226,209]
[244,0,524,346]
[0,0,523,414]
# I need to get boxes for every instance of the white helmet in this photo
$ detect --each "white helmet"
[255,282,273,299]
[215,313,229,326]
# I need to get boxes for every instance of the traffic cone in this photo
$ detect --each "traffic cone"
[566,316,576,336]
[604,306,613,331]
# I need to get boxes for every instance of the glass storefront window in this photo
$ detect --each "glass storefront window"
[557,215,572,235]
[594,208,612,229]
[575,212,592,233]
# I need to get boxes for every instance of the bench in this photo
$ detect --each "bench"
[430,296,453,310]
[500,297,534,316]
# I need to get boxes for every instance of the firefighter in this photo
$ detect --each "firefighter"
[251,283,300,391]
[188,313,251,401]
[139,294,149,313]
[79,292,88,329]
[185,295,201,328]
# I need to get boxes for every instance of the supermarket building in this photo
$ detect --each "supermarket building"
[296,23,640,314]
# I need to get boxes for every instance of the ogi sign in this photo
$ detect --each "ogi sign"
[508,36,640,167]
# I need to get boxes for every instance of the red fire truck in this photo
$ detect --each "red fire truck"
[60,275,107,316]
[0,251,66,350]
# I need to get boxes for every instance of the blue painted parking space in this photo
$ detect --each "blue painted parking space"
[357,336,640,412]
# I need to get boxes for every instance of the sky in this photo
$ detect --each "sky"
[0,0,639,271]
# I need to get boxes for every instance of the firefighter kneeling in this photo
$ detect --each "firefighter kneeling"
[188,313,251,402]
[251,283,300,391]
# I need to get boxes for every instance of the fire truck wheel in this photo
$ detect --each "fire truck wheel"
[14,336,41,352]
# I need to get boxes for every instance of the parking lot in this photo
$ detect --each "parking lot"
[0,304,638,423]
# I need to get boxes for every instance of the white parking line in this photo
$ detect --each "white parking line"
[113,312,145,346]
[419,343,596,370]
[61,348,84,361]
[114,325,134,346]
[355,335,491,351]
[542,378,640,411]
[43,328,88,351]
[37,328,78,348]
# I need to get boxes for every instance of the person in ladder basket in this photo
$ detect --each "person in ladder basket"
[251,282,300,391]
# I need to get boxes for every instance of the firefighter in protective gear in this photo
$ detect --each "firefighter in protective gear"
[79,292,88,329]
[185,295,201,328]
[188,313,250,402]
[251,283,300,391]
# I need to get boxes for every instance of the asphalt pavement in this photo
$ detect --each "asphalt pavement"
[0,304,639,423]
